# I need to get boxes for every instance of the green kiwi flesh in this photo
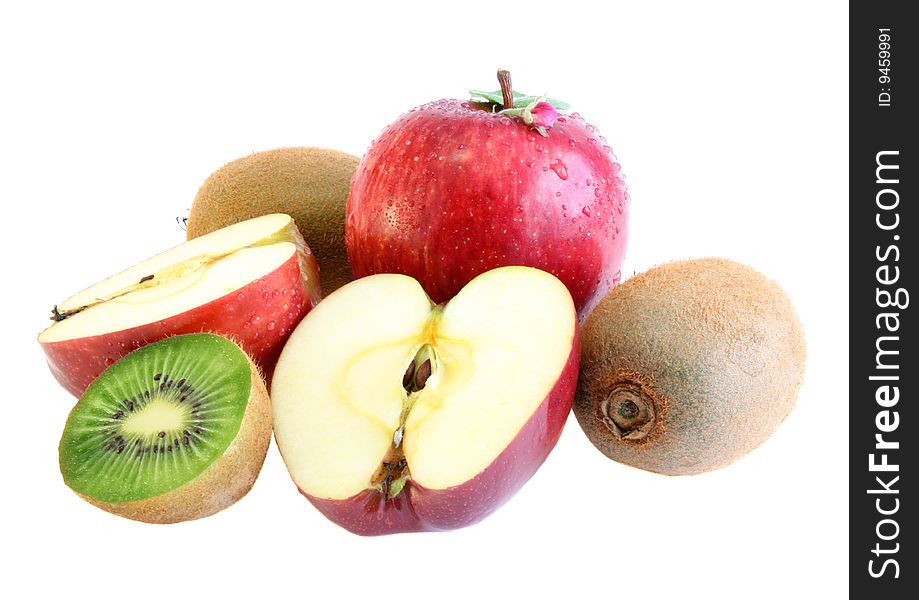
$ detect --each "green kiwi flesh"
[59,334,251,503]
[574,258,806,475]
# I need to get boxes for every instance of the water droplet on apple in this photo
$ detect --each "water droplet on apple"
[267,321,276,331]
[105,357,115,366]
[405,140,412,146]
[582,206,592,217]
[569,139,577,148]
[555,191,562,197]
[594,188,603,198]
[586,179,592,186]
[549,159,568,180]
[586,124,597,133]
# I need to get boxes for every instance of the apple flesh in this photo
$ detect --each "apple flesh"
[271,266,579,535]
[39,214,321,397]
[346,93,629,320]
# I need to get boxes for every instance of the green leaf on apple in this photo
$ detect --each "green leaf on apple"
[469,89,570,110]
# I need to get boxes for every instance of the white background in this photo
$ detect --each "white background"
[1,1,848,598]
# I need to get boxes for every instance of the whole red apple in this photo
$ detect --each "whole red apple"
[346,70,629,319]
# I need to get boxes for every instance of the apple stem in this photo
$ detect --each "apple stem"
[497,69,514,109]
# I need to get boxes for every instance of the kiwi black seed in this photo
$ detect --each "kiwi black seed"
[58,333,272,523]
[186,147,359,293]
[574,258,806,475]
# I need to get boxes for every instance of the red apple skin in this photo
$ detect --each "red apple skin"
[300,333,579,536]
[346,99,629,320]
[41,253,318,397]
[306,487,426,536]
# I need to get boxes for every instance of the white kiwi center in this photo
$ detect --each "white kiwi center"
[121,399,191,438]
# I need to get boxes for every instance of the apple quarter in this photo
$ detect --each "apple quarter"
[39,214,321,397]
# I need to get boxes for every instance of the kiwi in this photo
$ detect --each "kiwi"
[186,147,359,293]
[574,258,805,475]
[58,333,272,523]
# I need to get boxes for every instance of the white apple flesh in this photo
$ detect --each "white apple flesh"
[271,266,579,535]
[39,214,322,397]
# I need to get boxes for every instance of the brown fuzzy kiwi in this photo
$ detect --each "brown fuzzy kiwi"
[574,258,806,475]
[187,147,359,293]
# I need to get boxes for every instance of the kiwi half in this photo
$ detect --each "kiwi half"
[186,147,359,293]
[574,258,806,475]
[59,333,271,523]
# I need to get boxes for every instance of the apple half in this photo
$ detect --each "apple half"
[271,266,579,535]
[39,214,322,397]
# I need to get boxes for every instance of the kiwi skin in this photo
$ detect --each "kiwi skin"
[187,147,359,293]
[74,355,272,524]
[574,258,806,476]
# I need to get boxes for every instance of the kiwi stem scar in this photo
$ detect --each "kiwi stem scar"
[600,386,655,441]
